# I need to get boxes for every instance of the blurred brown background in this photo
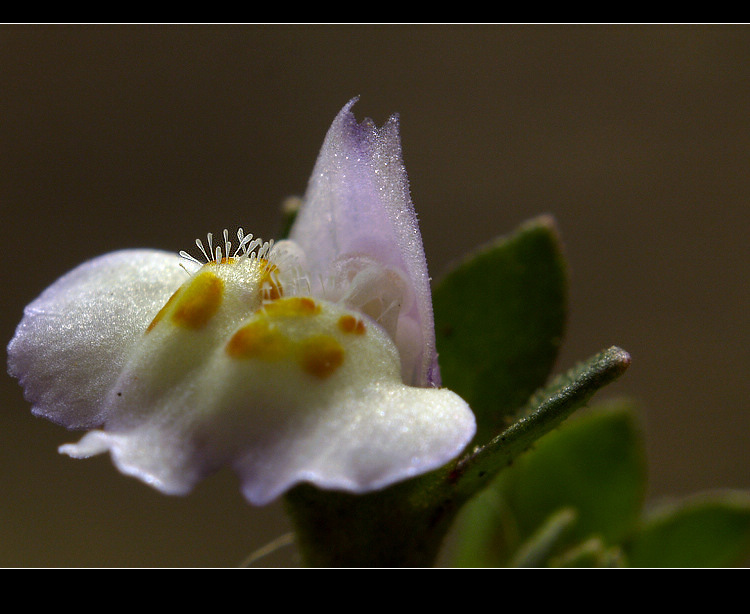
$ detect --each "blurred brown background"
[1,25,748,567]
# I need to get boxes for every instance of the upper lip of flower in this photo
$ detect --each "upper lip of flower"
[289,97,441,389]
[7,98,476,505]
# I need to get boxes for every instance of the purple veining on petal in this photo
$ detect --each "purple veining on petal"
[290,98,441,387]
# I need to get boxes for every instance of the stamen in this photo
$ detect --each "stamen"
[206,233,214,261]
[238,231,256,256]
[178,229,277,267]
[245,238,262,258]
[179,250,203,266]
[223,229,231,260]
[258,239,274,260]
[196,238,211,262]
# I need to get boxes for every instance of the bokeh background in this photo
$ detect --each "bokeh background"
[1,25,748,567]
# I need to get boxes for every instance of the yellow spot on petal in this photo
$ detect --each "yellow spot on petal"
[146,288,180,333]
[299,334,344,379]
[338,314,366,335]
[170,270,224,330]
[226,319,289,361]
[264,296,320,318]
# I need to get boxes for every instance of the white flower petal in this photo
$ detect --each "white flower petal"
[235,381,475,505]
[7,249,193,428]
[58,291,475,504]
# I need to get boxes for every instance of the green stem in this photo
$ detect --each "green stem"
[284,471,459,567]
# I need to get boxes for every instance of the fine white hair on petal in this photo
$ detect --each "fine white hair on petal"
[7,249,193,429]
[321,252,415,356]
[289,97,441,388]
[266,239,312,298]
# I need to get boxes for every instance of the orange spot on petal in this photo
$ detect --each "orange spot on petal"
[338,314,366,335]
[170,271,224,330]
[226,320,289,361]
[146,288,180,333]
[299,334,344,379]
[264,296,320,318]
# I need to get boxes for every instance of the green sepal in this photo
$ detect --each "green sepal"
[433,216,567,444]
[624,491,750,567]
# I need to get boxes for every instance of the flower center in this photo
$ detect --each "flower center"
[143,230,376,382]
[225,296,368,379]
[178,228,275,268]
[146,230,285,334]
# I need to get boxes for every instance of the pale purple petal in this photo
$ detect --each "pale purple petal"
[7,249,192,429]
[290,98,440,388]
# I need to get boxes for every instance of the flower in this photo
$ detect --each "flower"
[7,99,475,505]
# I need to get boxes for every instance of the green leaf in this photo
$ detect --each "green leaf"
[508,507,578,567]
[495,400,647,548]
[624,492,750,567]
[549,537,626,567]
[449,487,514,567]
[450,347,632,501]
[433,216,567,443]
